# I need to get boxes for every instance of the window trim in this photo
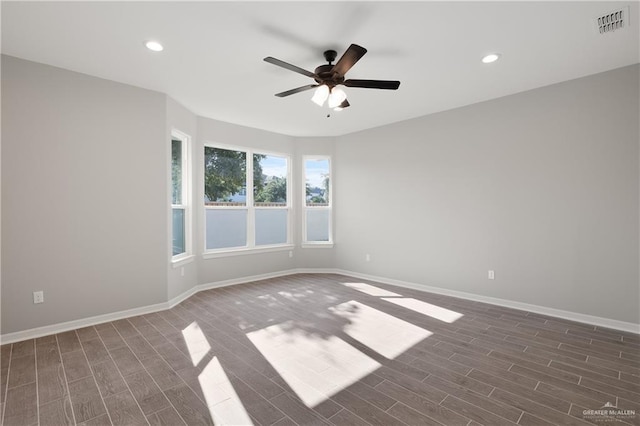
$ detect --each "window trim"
[171,129,192,263]
[302,155,333,246]
[203,142,292,255]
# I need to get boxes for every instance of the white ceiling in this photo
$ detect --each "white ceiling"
[2,1,638,137]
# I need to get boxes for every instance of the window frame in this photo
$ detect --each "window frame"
[171,129,193,265]
[302,155,333,248]
[203,142,293,258]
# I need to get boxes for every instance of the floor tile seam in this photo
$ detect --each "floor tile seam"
[143,406,188,426]
[534,377,623,410]
[33,340,40,426]
[451,354,518,379]
[549,360,640,389]
[425,373,526,421]
[515,410,525,424]
[558,343,628,362]
[383,399,443,426]
[461,335,529,353]
[159,306,231,410]
[567,330,626,344]
[507,362,585,390]
[518,331,597,348]
[112,322,199,425]
[519,338,593,358]
[168,304,281,387]
[596,327,640,339]
[466,320,541,337]
[324,407,346,423]
[490,382,592,417]
[268,390,338,426]
[493,354,584,384]
[585,356,640,374]
[329,389,405,426]
[522,345,588,363]
[504,334,570,352]
[6,352,39,390]
[54,334,79,426]
[190,317,281,367]
[84,327,145,426]
[440,393,521,425]
[2,342,13,425]
[425,338,493,359]
[574,374,640,401]
[219,367,290,423]
[137,314,257,421]
[413,361,494,394]
[373,377,450,410]
[462,372,579,415]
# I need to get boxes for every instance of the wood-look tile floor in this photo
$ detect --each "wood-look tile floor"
[1,273,639,426]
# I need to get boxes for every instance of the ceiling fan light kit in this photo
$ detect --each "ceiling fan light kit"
[311,84,330,106]
[264,43,400,112]
[327,87,347,108]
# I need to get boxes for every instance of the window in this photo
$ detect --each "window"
[171,131,191,260]
[204,144,291,254]
[303,156,332,245]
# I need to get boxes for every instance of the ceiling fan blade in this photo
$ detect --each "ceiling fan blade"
[274,84,318,97]
[344,79,401,90]
[331,44,367,76]
[337,99,350,109]
[264,57,316,78]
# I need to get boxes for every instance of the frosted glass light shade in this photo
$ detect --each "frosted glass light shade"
[311,85,330,106]
[328,87,347,108]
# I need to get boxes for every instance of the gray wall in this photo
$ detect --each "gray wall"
[2,55,637,335]
[335,64,640,324]
[1,56,169,334]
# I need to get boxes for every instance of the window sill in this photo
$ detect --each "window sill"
[203,244,295,259]
[301,243,334,249]
[171,255,195,268]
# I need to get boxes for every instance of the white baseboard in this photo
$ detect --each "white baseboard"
[2,268,637,343]
[330,269,640,335]
[0,300,170,345]
[196,269,303,294]
[0,269,302,344]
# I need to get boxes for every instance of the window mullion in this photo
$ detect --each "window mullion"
[246,150,255,248]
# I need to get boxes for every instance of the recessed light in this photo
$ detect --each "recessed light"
[482,53,501,64]
[145,40,164,52]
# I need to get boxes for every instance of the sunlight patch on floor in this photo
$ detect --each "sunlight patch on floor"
[182,321,211,366]
[329,300,432,359]
[247,321,381,407]
[198,356,254,425]
[381,297,464,323]
[342,282,402,297]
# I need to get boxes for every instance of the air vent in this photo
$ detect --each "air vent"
[596,7,629,34]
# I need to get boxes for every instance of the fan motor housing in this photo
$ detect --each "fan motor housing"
[314,64,344,86]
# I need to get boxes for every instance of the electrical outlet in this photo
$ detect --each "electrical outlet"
[365,254,371,262]
[289,251,293,258]
[488,270,495,280]
[180,267,185,277]
[33,291,44,304]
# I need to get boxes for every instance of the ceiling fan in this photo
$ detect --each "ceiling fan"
[264,44,400,111]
